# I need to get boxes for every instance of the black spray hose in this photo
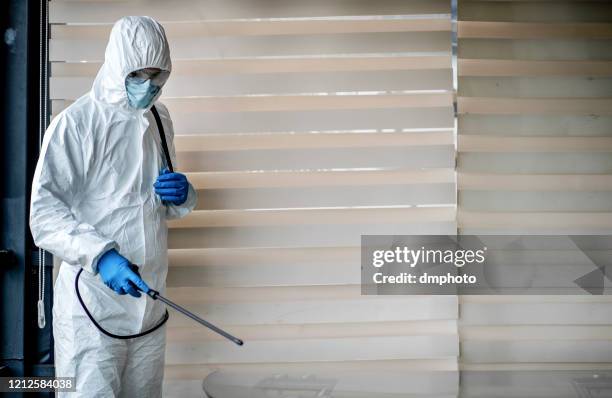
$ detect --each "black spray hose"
[75,265,243,346]
[75,268,169,340]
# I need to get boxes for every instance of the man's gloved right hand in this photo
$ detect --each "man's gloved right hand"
[97,249,150,297]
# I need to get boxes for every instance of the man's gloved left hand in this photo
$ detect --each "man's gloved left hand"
[154,167,189,205]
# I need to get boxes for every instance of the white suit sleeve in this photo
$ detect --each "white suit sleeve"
[29,113,118,274]
[158,104,198,220]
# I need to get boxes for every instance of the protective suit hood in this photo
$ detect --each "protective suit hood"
[92,16,171,110]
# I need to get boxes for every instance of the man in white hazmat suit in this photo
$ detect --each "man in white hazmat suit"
[29,16,196,397]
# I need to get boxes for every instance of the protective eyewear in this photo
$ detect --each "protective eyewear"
[126,68,170,86]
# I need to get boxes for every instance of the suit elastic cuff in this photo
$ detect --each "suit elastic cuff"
[89,241,119,275]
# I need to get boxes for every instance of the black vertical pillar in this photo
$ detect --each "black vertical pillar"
[0,1,52,396]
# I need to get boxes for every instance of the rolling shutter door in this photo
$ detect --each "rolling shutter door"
[49,0,458,394]
[457,0,612,372]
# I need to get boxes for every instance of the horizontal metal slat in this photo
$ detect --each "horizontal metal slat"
[52,107,454,135]
[458,97,612,115]
[168,206,456,228]
[176,107,454,134]
[459,76,612,98]
[458,21,612,39]
[52,54,451,77]
[186,169,455,189]
[459,59,612,77]
[50,32,451,62]
[194,184,455,210]
[53,93,453,114]
[176,131,454,152]
[459,114,612,136]
[459,363,612,371]
[166,285,361,303]
[462,340,612,363]
[460,191,612,212]
[164,92,454,113]
[50,0,451,23]
[169,246,357,267]
[167,261,360,287]
[163,373,455,396]
[51,15,451,39]
[458,152,612,174]
[459,38,612,61]
[176,146,454,172]
[168,222,458,249]
[459,1,612,23]
[51,69,453,99]
[168,320,457,342]
[461,296,612,304]
[165,335,459,364]
[458,211,612,229]
[163,359,459,379]
[460,301,612,326]
[458,135,612,152]
[461,325,612,341]
[164,296,458,326]
[458,173,612,191]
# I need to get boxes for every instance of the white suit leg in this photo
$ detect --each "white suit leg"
[118,327,166,398]
[53,308,127,397]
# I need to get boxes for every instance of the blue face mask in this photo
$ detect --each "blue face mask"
[125,78,161,109]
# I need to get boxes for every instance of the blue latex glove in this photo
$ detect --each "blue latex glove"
[154,168,189,205]
[97,249,149,297]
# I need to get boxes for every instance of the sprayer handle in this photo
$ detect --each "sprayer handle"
[129,264,156,296]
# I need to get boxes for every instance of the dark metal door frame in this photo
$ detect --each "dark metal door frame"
[0,0,53,395]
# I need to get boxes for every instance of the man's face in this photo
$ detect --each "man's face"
[125,67,170,109]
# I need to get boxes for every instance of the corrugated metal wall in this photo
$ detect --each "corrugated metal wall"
[48,0,612,395]
[457,0,612,373]
[49,0,458,395]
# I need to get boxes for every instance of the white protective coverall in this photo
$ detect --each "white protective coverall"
[29,16,197,397]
